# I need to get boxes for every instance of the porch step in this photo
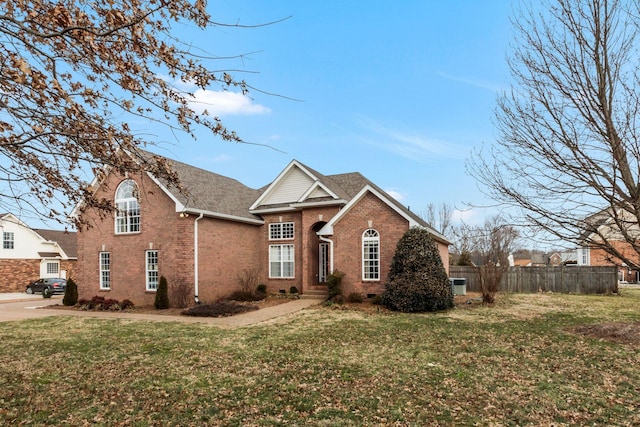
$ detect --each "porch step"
[301,289,328,300]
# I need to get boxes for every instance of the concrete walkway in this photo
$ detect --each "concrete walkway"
[0,294,325,327]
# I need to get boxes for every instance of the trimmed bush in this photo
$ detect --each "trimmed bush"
[63,278,78,306]
[182,301,259,317]
[289,286,299,294]
[327,270,344,301]
[154,276,170,309]
[381,227,453,313]
[256,284,267,294]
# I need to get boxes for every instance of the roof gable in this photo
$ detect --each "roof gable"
[317,185,451,245]
[250,160,341,211]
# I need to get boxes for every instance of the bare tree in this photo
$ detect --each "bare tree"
[0,1,265,227]
[468,0,640,268]
[421,202,454,235]
[451,216,520,303]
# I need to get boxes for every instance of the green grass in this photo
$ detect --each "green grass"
[1,290,640,426]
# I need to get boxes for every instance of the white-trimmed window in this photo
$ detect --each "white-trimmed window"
[115,180,141,234]
[100,252,111,289]
[269,222,294,240]
[46,262,59,275]
[146,250,159,291]
[269,244,294,278]
[363,229,380,281]
[3,232,14,249]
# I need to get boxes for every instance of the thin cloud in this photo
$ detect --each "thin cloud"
[357,117,467,162]
[436,71,505,93]
[189,90,271,116]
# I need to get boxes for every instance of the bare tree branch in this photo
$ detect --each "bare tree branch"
[468,0,640,269]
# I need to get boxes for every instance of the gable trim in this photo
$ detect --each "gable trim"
[250,160,337,210]
[316,185,450,245]
[297,181,339,203]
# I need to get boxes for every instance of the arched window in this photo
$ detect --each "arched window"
[362,229,380,281]
[115,180,140,234]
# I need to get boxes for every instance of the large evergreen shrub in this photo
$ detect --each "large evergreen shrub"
[154,276,170,309]
[381,227,453,312]
[63,278,78,306]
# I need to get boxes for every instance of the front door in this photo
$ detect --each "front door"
[318,242,329,283]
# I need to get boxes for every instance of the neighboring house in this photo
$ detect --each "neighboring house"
[74,152,450,306]
[548,251,577,266]
[0,213,77,292]
[577,207,640,282]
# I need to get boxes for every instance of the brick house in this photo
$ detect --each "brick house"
[74,152,450,306]
[577,207,640,282]
[0,213,77,292]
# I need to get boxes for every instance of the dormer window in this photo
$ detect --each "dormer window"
[115,180,140,234]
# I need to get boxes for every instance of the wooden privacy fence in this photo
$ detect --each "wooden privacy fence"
[449,266,618,294]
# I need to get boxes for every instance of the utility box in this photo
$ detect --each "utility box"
[449,278,467,296]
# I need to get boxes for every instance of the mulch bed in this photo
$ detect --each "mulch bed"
[572,322,640,346]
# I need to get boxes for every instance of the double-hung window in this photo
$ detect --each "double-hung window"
[269,222,295,278]
[3,232,14,249]
[115,180,140,234]
[100,252,111,290]
[146,250,159,291]
[362,229,380,281]
[269,244,295,278]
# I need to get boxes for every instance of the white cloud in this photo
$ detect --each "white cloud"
[188,90,271,116]
[357,117,467,163]
[384,189,405,201]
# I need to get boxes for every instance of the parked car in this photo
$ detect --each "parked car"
[25,278,67,294]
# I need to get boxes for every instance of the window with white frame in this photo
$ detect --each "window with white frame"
[269,222,294,240]
[269,244,294,278]
[362,229,380,281]
[146,250,159,290]
[46,261,59,275]
[100,252,111,289]
[3,231,14,249]
[115,180,141,234]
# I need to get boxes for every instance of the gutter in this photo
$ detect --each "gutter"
[193,212,204,304]
[319,236,334,274]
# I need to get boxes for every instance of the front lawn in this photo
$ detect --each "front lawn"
[1,290,639,426]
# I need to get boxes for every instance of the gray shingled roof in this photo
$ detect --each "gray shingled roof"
[143,153,262,222]
[34,229,78,258]
[140,152,448,243]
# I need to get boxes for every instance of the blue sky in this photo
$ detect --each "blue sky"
[40,1,517,229]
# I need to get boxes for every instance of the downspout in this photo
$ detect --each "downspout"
[319,235,334,274]
[194,212,204,304]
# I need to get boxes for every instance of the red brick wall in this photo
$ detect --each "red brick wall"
[590,241,640,281]
[195,217,261,303]
[77,171,194,306]
[0,259,77,292]
[300,207,341,290]
[77,170,263,307]
[332,192,410,297]
[259,212,303,294]
[0,259,40,292]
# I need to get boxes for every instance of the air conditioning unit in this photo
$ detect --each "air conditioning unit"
[449,278,467,296]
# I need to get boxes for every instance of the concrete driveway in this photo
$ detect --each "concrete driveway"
[0,293,325,326]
